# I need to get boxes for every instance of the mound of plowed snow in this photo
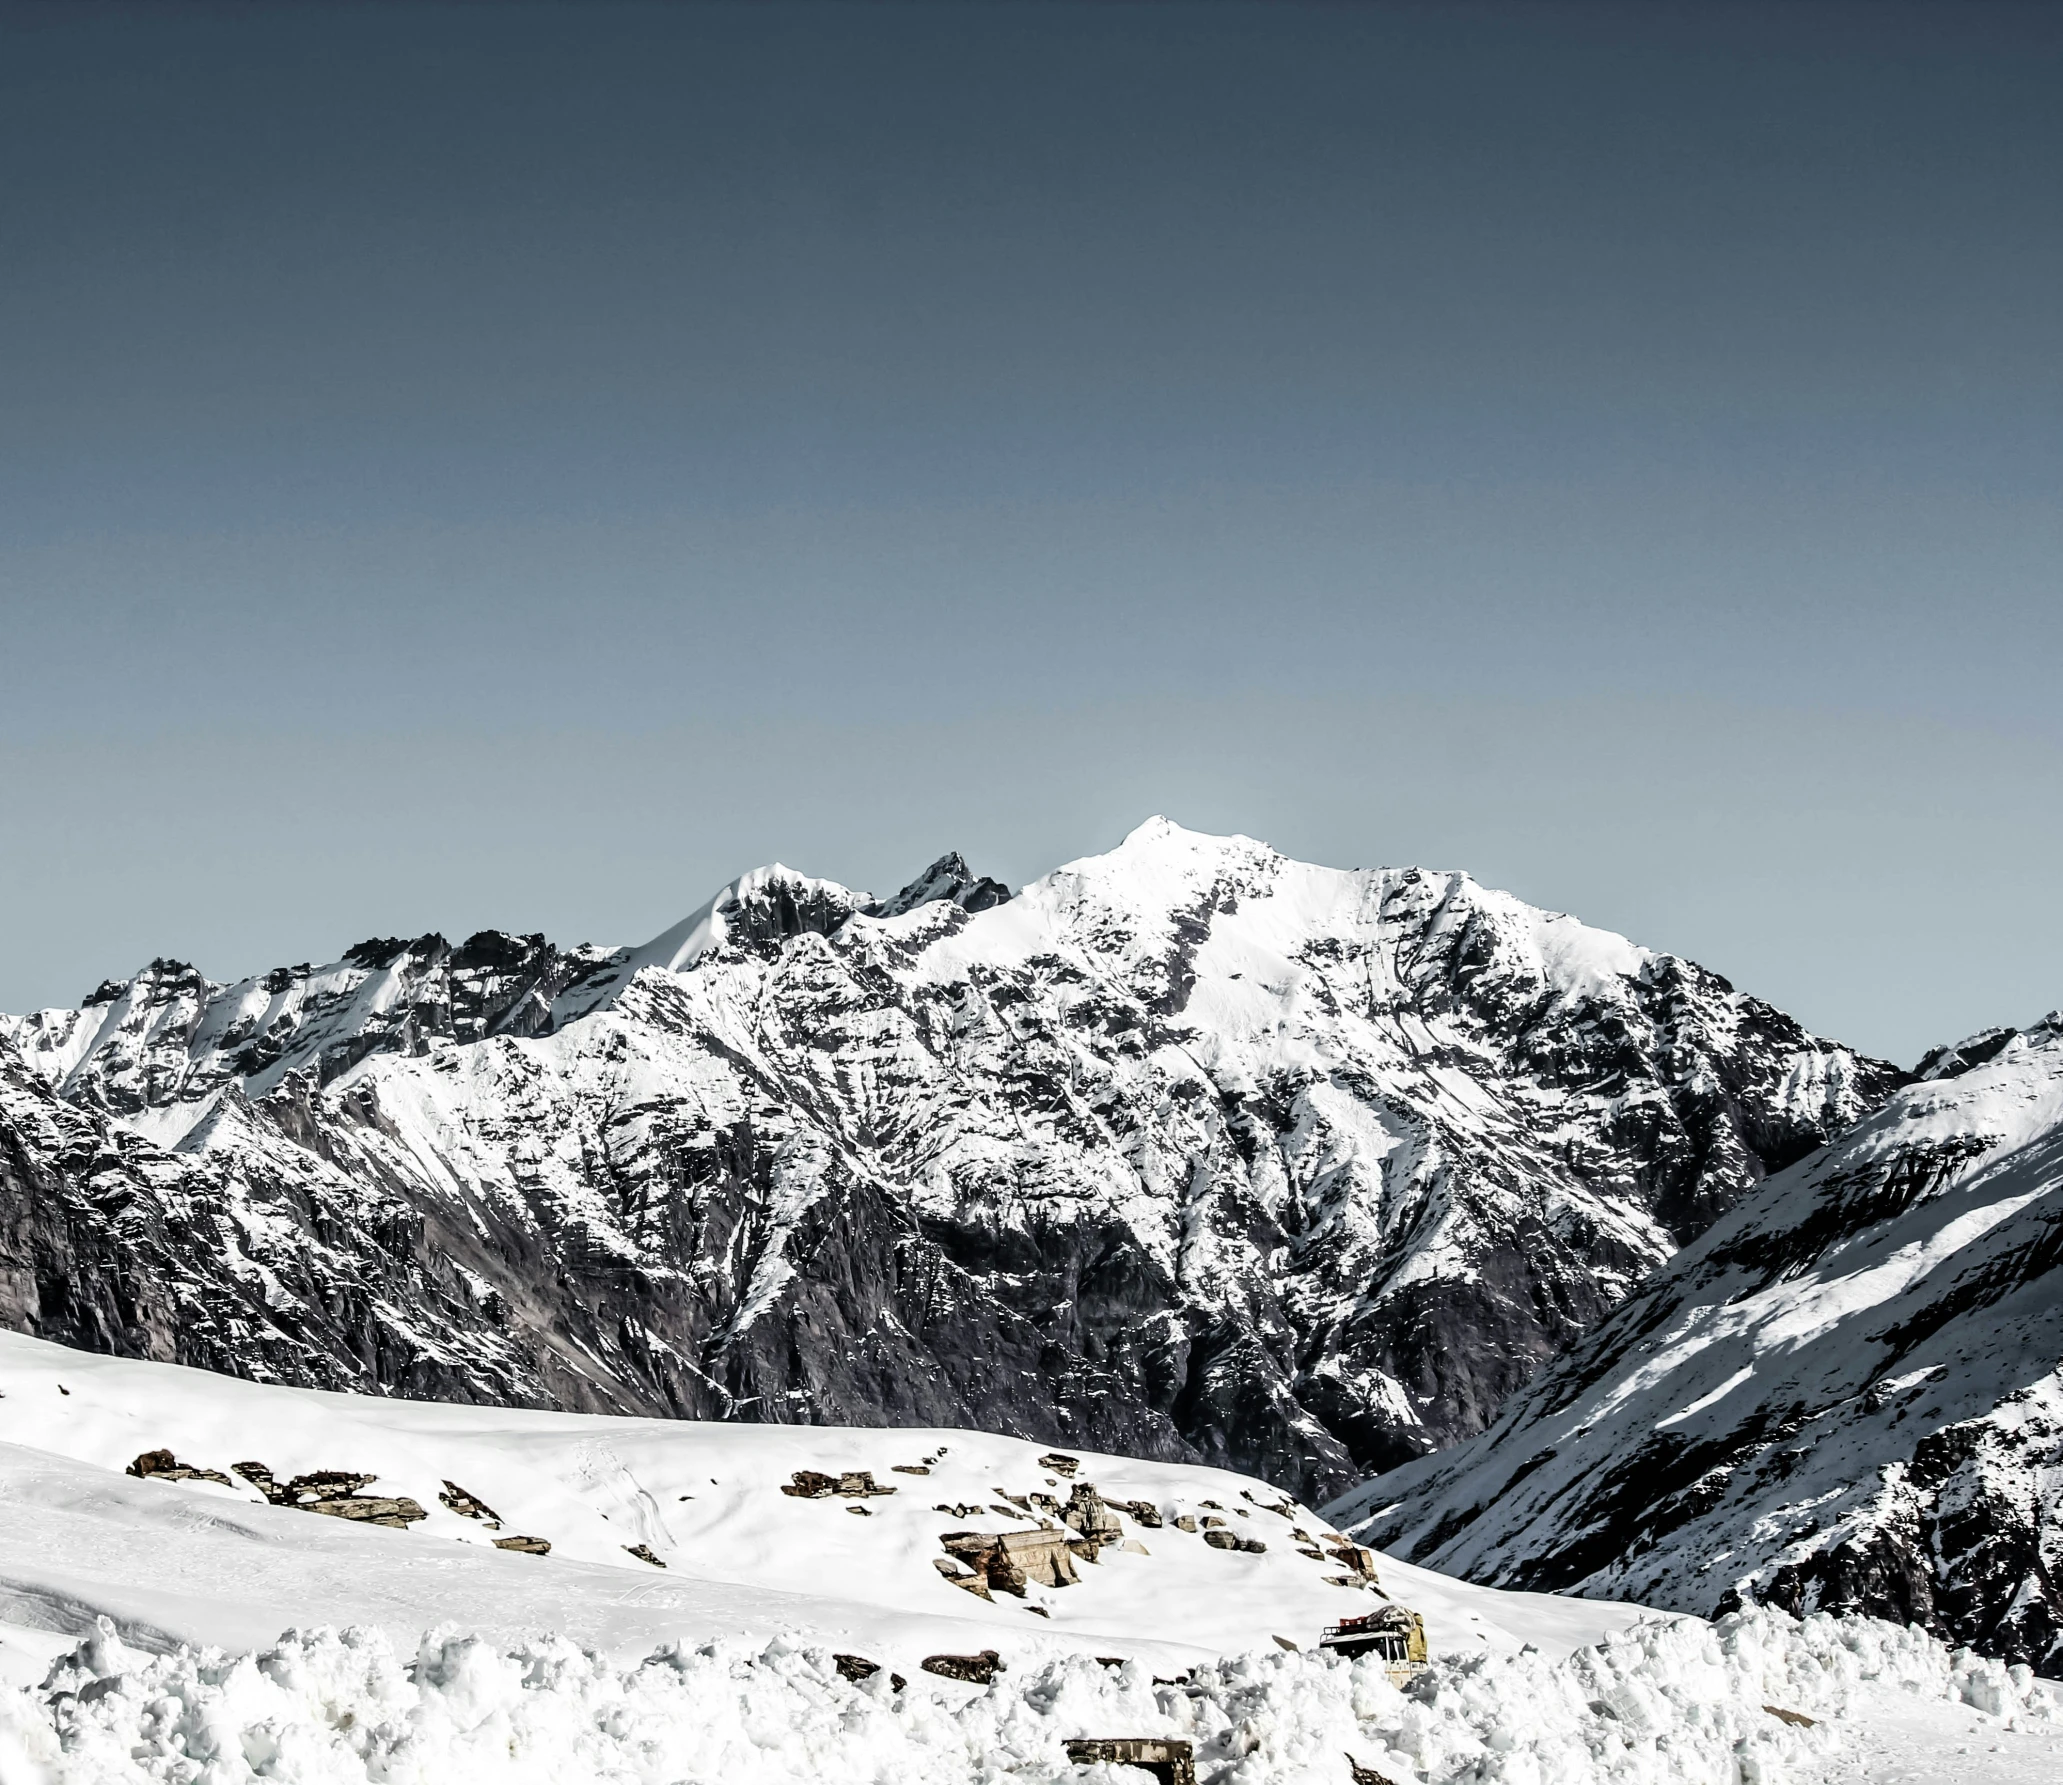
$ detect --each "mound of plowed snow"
[12,1605,2059,1784]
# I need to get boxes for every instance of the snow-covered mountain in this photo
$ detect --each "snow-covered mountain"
[0,820,1902,1502]
[1331,1014,2063,1674]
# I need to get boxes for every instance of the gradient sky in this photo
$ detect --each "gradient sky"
[3,0,2059,1065]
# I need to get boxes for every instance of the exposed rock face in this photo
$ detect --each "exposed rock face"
[1333,1015,2063,1675]
[0,821,1902,1504]
[1064,1483,1124,1544]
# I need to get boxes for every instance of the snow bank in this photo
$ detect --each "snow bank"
[13,1607,2051,1785]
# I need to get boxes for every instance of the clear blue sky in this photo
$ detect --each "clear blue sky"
[3,1,2058,1065]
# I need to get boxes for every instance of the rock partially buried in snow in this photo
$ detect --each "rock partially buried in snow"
[920,1648,1005,1684]
[125,1448,233,1488]
[833,1652,905,1690]
[438,1479,503,1527]
[1108,1497,1164,1528]
[231,1459,427,1527]
[492,1534,551,1555]
[1063,1737,1197,1785]
[308,1494,429,1528]
[1321,1537,1380,1585]
[930,1557,992,1600]
[1063,1482,1124,1545]
[940,1528,1081,1594]
[781,1468,897,1500]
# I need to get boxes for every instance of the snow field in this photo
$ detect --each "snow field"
[9,1605,2053,1785]
[0,1331,1663,1677]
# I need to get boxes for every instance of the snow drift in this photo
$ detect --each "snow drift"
[14,1606,2057,1785]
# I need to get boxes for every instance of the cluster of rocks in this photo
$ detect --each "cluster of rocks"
[129,1449,428,1529]
[1163,1498,1267,1553]
[126,1449,233,1489]
[1322,1537,1379,1586]
[126,1450,564,1552]
[231,1461,428,1528]
[780,1469,897,1500]
[1289,1526,1380,1586]
[933,1480,1158,1600]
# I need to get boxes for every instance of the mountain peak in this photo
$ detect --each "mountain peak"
[866,853,1011,920]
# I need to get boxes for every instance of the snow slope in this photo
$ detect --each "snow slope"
[0,1329,1647,1677]
[0,1332,2056,1784]
[1333,1015,2063,1675]
[0,822,1902,1503]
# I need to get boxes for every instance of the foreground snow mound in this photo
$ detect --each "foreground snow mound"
[14,1609,2051,1785]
